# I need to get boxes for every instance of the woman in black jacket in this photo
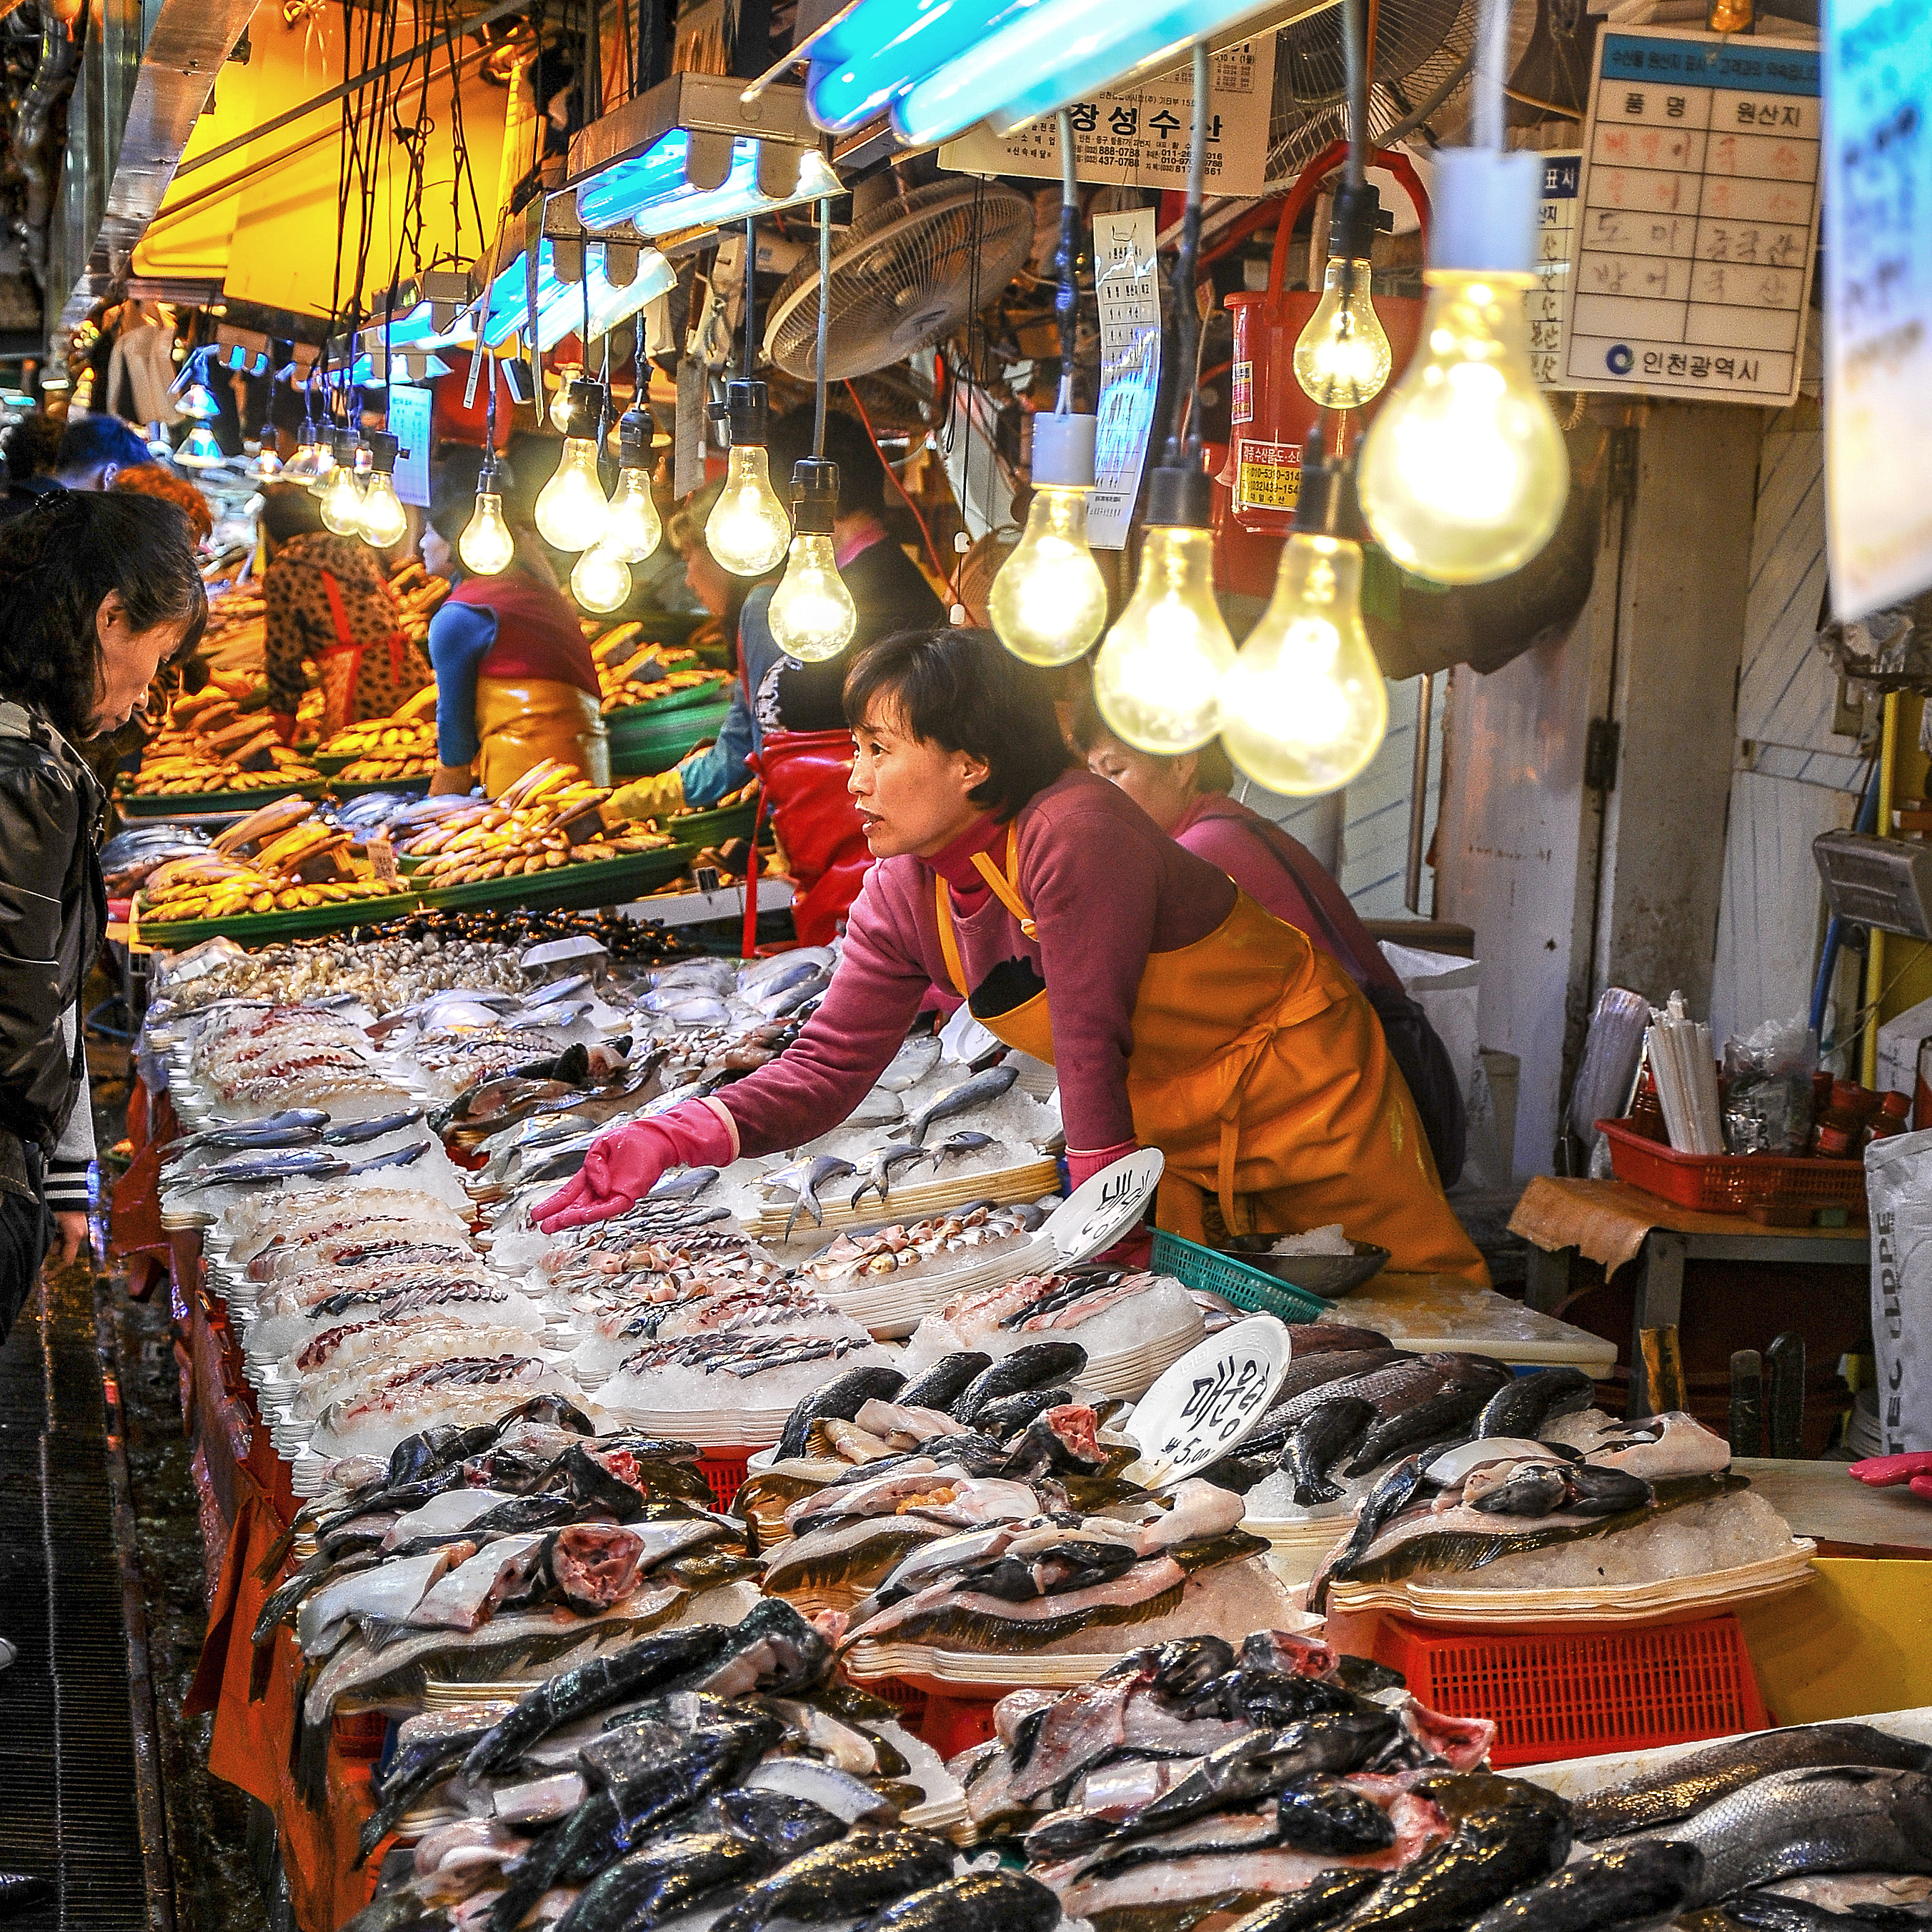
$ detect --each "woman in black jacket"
[0,492,205,1333]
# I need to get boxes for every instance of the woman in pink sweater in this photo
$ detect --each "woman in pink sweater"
[1072,692,1466,1186]
[537,629,1483,1282]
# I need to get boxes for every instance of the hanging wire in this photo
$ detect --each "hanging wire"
[742,215,757,379]
[1055,109,1079,414]
[1162,40,1210,467]
[1343,0,1368,189]
[1473,0,1511,150]
[813,198,830,459]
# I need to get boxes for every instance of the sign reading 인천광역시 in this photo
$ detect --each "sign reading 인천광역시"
[1822,0,1932,619]
[1533,154,1582,389]
[937,39,1277,197]
[1561,26,1821,405]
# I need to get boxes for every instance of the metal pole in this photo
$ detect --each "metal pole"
[1404,670,1433,914]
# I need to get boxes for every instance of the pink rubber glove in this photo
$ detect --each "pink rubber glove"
[534,1100,737,1233]
[1066,1139,1141,1192]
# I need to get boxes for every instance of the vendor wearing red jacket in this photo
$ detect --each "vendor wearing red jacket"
[537,626,1482,1280]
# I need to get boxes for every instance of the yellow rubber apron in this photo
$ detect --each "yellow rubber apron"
[474,677,611,798]
[935,827,1487,1283]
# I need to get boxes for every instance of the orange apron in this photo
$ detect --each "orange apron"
[935,827,1487,1283]
[474,676,611,797]
[317,570,409,740]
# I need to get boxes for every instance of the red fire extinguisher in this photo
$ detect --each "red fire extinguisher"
[1215,141,1432,572]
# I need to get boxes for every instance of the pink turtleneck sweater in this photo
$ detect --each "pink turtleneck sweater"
[714,770,1238,1157]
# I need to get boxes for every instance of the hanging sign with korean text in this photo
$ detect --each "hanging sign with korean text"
[1087,205,1162,551]
[937,39,1277,196]
[1560,26,1821,405]
[1822,0,1932,617]
[1532,153,1581,389]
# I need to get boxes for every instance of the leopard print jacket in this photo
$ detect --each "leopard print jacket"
[264,532,432,722]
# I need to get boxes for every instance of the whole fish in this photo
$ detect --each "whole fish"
[1283,1396,1376,1508]
[762,1154,857,1238]
[349,1140,432,1175]
[1222,1871,1385,1932]
[1345,1799,1572,1932]
[322,1108,427,1146]
[972,1387,1072,1440]
[1573,1726,1932,1841]
[896,1352,992,1413]
[852,1872,1062,1932]
[905,1063,1019,1146]
[1469,1839,1706,1932]
[1310,1453,1431,1613]
[707,1829,957,1932]
[1470,1462,1572,1518]
[848,1142,936,1209]
[877,1034,942,1092]
[1346,1360,1514,1475]
[777,1365,908,1461]
[1473,1365,1595,1439]
[762,970,830,1020]
[179,1148,348,1192]
[955,1342,1089,1423]
[1724,1883,1932,1931]
[169,1107,331,1153]
[1665,1766,1932,1903]
[927,1130,996,1166]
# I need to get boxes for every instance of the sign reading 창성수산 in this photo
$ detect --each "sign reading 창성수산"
[1562,26,1821,406]
[1823,0,1932,617]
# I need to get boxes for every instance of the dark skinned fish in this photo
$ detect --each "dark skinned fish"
[1469,1839,1706,1932]
[851,1871,1062,1932]
[1310,1453,1431,1613]
[1474,1365,1596,1438]
[955,1343,1089,1423]
[1725,1887,1932,1931]
[707,1829,957,1932]
[1575,1726,1932,1841]
[896,1352,992,1413]
[1284,1397,1377,1507]
[1223,1871,1386,1932]
[973,1387,1074,1440]
[322,1108,427,1146]
[777,1365,908,1461]
[1342,1800,1572,1932]
[905,1063,1018,1146]
[1346,1369,1513,1477]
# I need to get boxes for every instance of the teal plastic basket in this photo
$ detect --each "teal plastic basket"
[1150,1228,1330,1323]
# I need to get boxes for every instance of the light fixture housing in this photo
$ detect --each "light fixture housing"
[176,423,226,468]
[479,237,677,353]
[569,73,840,240]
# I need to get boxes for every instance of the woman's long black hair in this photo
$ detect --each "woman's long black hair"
[0,491,206,742]
[844,627,1074,820]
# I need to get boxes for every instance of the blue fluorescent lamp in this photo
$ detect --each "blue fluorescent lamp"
[480,239,677,352]
[352,352,454,386]
[575,130,840,237]
[805,0,1270,145]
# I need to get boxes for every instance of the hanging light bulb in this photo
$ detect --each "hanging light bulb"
[281,433,318,484]
[991,412,1108,666]
[572,542,633,613]
[1293,183,1394,409]
[307,428,342,498]
[705,381,790,577]
[459,452,517,576]
[176,423,226,469]
[604,404,663,562]
[320,437,368,534]
[357,430,409,549]
[1218,439,1388,795]
[767,459,857,662]
[549,367,581,432]
[1092,466,1235,754]
[1358,149,1569,584]
[178,380,221,422]
[534,379,610,552]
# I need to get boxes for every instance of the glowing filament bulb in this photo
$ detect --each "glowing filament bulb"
[534,438,609,552]
[1218,533,1388,795]
[990,484,1109,666]
[572,541,632,613]
[358,472,408,548]
[707,444,790,577]
[1358,270,1569,584]
[319,458,366,534]
[768,533,857,661]
[307,436,338,498]
[459,491,516,576]
[1294,257,1393,409]
[604,464,662,563]
[1092,522,1234,754]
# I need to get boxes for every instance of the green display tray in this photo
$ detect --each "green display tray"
[603,677,735,726]
[135,889,429,950]
[119,781,327,818]
[313,751,358,775]
[330,772,434,800]
[609,699,732,779]
[417,845,687,912]
[664,797,757,850]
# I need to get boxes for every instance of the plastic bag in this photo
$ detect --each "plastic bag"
[1867,1130,1932,1450]
[1721,1012,1818,1155]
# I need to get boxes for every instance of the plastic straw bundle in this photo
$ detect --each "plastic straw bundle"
[1568,986,1651,1142]
[1646,991,1725,1155]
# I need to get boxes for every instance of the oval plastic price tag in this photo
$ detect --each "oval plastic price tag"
[1128,1315,1293,1487]
[1038,1147,1165,1268]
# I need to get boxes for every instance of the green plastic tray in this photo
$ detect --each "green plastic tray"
[119,781,327,818]
[135,888,429,950]
[417,845,687,913]
[664,797,757,850]
[1150,1228,1330,1323]
[604,682,734,734]
[312,751,358,775]
[609,699,732,779]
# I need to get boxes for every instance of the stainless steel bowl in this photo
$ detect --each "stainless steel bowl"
[1227,1238,1393,1299]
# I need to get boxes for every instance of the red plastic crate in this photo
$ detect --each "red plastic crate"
[857,1673,929,1738]
[1371,1610,1769,1766]
[1598,1118,1866,1217]
[918,1691,1002,1760]
[698,1448,754,1512]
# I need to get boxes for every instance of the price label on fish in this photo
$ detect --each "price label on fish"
[1042,1147,1166,1267]
[1130,1315,1293,1488]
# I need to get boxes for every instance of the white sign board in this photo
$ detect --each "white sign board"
[1823,0,1932,617]
[938,39,1277,196]
[1561,26,1821,405]
[385,383,434,509]
[1533,152,1582,389]
[1088,206,1161,552]
[1128,1315,1293,1486]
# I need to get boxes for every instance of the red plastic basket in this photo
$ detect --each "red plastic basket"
[857,1673,930,1737]
[1598,1118,1866,1217]
[1371,1611,1768,1766]
[918,1690,1002,1760]
[698,1448,754,1512]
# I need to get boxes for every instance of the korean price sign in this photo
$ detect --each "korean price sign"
[1561,26,1821,404]
[1533,154,1582,389]
[938,38,1276,196]
[1130,1316,1293,1486]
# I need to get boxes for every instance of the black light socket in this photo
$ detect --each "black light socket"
[1146,462,1213,530]
[617,405,654,469]
[789,458,840,535]
[367,429,399,474]
[1328,182,1390,264]
[1292,425,1364,540]
[721,378,769,448]
[562,379,606,443]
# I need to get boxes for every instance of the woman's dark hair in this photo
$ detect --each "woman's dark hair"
[844,627,1074,820]
[768,406,890,517]
[0,492,206,741]
[259,479,327,551]
[1069,682,1233,794]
